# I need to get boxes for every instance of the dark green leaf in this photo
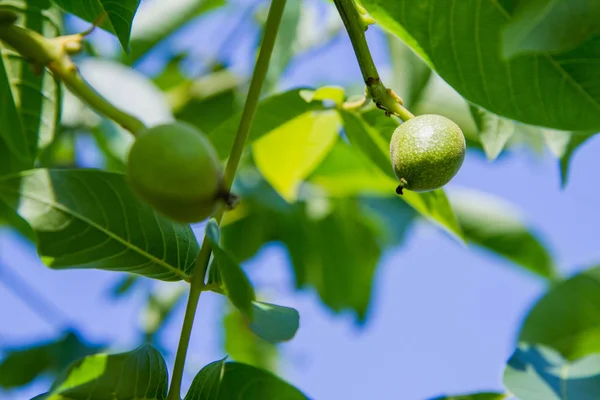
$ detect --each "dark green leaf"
[0,331,102,389]
[129,0,225,62]
[35,344,168,400]
[362,0,600,131]
[109,274,140,298]
[185,360,308,400]
[223,307,277,371]
[0,197,34,241]
[51,0,140,52]
[502,0,600,58]
[504,344,600,400]
[429,393,506,400]
[519,265,600,360]
[205,219,256,317]
[249,301,300,343]
[0,169,199,281]
[469,105,515,160]
[0,0,62,174]
[450,189,556,279]
[208,89,329,158]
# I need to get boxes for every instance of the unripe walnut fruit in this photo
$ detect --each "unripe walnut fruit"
[127,122,223,223]
[390,114,466,193]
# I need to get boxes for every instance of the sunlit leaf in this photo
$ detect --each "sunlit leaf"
[0,169,199,281]
[519,265,600,360]
[253,110,340,202]
[185,359,308,400]
[362,0,600,131]
[504,344,600,400]
[51,0,141,52]
[34,345,168,400]
[502,0,600,58]
[449,188,556,279]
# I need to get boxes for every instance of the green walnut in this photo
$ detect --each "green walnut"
[127,122,224,223]
[390,114,466,194]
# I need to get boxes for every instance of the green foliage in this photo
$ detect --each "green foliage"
[362,0,600,131]
[0,169,199,281]
[469,106,515,161]
[430,393,506,400]
[34,345,168,400]
[503,344,600,400]
[502,0,600,58]
[185,358,308,400]
[248,301,300,343]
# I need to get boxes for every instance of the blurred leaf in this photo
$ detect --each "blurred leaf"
[264,0,301,88]
[223,307,277,371]
[109,274,140,298]
[0,331,102,389]
[362,0,600,131]
[90,119,129,172]
[141,285,187,345]
[361,196,417,247]
[504,344,600,400]
[429,394,506,400]
[185,359,308,400]
[0,198,34,241]
[37,129,77,169]
[0,0,62,174]
[543,131,598,188]
[0,169,199,281]
[206,219,256,318]
[449,189,556,279]
[249,301,300,343]
[35,344,167,400]
[130,0,225,62]
[502,0,600,58]
[208,89,329,158]
[299,86,345,106]
[52,0,141,52]
[469,106,516,161]
[221,203,275,261]
[519,265,600,360]
[253,110,340,202]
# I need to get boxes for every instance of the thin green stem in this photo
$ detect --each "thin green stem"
[333,0,414,121]
[166,1,287,399]
[0,21,146,135]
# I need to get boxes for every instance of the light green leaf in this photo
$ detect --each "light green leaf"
[130,0,225,62]
[253,110,340,202]
[0,169,199,281]
[519,265,600,360]
[185,360,308,400]
[361,0,600,131]
[35,345,168,400]
[205,219,256,318]
[223,307,277,371]
[469,105,515,160]
[208,89,329,158]
[504,344,600,400]
[449,188,556,279]
[502,0,600,58]
[429,393,506,400]
[249,301,300,343]
[51,0,141,52]
[0,331,102,389]
[299,86,346,106]
[0,1,62,174]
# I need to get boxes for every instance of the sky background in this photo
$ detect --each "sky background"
[2,0,600,399]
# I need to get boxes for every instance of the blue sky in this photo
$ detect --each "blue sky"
[2,0,600,399]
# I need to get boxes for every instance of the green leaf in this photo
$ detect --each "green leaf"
[35,344,168,400]
[519,265,600,360]
[469,105,515,160]
[129,0,225,62]
[0,331,102,389]
[0,197,34,241]
[502,0,600,58]
[185,360,308,400]
[504,344,600,400]
[223,307,277,371]
[544,130,598,188]
[253,110,340,202]
[249,301,300,343]
[0,0,62,174]
[0,169,199,281]
[430,393,506,400]
[361,0,600,131]
[208,89,329,158]
[109,274,140,298]
[51,0,141,52]
[205,219,256,317]
[449,189,556,279]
